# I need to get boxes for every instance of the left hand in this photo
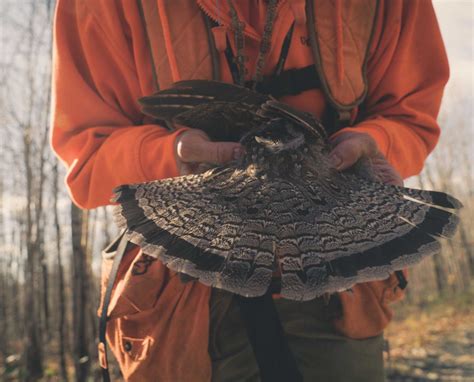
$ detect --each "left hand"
[328,131,404,186]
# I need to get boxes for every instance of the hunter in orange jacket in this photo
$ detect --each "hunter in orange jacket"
[51,0,448,381]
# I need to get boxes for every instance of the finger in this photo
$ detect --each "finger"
[177,132,243,165]
[329,132,378,170]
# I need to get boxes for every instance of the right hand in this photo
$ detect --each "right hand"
[329,131,403,186]
[175,126,243,175]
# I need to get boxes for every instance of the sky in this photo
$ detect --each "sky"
[400,1,474,188]
[433,0,473,106]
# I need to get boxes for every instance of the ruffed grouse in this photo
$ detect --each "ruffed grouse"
[113,80,461,301]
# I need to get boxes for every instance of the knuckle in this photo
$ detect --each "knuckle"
[361,134,378,155]
[214,144,225,164]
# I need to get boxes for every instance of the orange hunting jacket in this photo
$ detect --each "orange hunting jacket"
[51,1,448,381]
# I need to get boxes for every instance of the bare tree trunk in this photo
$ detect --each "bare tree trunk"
[0,280,8,361]
[431,254,446,295]
[417,173,446,296]
[22,122,43,381]
[458,123,474,279]
[53,164,69,382]
[0,281,9,361]
[0,268,8,360]
[458,222,474,276]
[39,222,50,341]
[24,254,43,381]
[102,207,112,245]
[13,229,23,338]
[71,204,90,382]
[0,177,8,360]
[87,210,99,366]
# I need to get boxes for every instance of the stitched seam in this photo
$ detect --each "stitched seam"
[339,5,368,100]
[343,70,357,100]
[316,9,362,101]
[81,2,136,73]
[341,9,363,63]
[156,10,202,68]
[172,11,203,52]
[317,34,352,97]
[188,53,212,79]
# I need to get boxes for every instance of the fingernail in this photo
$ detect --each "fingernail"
[233,147,243,160]
[329,153,343,169]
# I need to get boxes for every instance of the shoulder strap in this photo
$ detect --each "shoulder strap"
[98,231,131,382]
[306,0,378,125]
[138,0,217,89]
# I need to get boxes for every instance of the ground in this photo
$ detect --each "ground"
[385,291,474,382]
[2,291,473,381]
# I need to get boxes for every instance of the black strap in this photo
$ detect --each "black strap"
[225,34,242,85]
[395,270,408,290]
[236,293,303,382]
[274,22,295,76]
[215,18,318,100]
[203,10,221,81]
[99,231,131,382]
[203,12,354,134]
[246,64,321,98]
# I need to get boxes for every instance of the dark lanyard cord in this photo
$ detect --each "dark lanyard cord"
[274,22,295,77]
[209,18,296,90]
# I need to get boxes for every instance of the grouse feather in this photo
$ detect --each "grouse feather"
[113,80,461,300]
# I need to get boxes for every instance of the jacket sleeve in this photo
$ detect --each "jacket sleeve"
[51,0,185,209]
[339,0,449,178]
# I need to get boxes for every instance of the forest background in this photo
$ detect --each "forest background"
[0,1,472,381]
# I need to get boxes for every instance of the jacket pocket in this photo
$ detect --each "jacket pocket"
[333,271,407,339]
[99,234,186,319]
[380,270,407,306]
[98,235,139,318]
[120,335,154,362]
[106,273,198,381]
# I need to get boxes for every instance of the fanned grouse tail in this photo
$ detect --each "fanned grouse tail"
[402,187,463,210]
[113,163,462,301]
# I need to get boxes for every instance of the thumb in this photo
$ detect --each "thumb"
[329,132,378,171]
[176,130,242,165]
[199,140,243,165]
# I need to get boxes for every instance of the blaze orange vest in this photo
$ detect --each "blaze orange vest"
[138,0,378,124]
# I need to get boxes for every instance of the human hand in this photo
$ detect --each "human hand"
[175,126,243,175]
[328,131,403,186]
